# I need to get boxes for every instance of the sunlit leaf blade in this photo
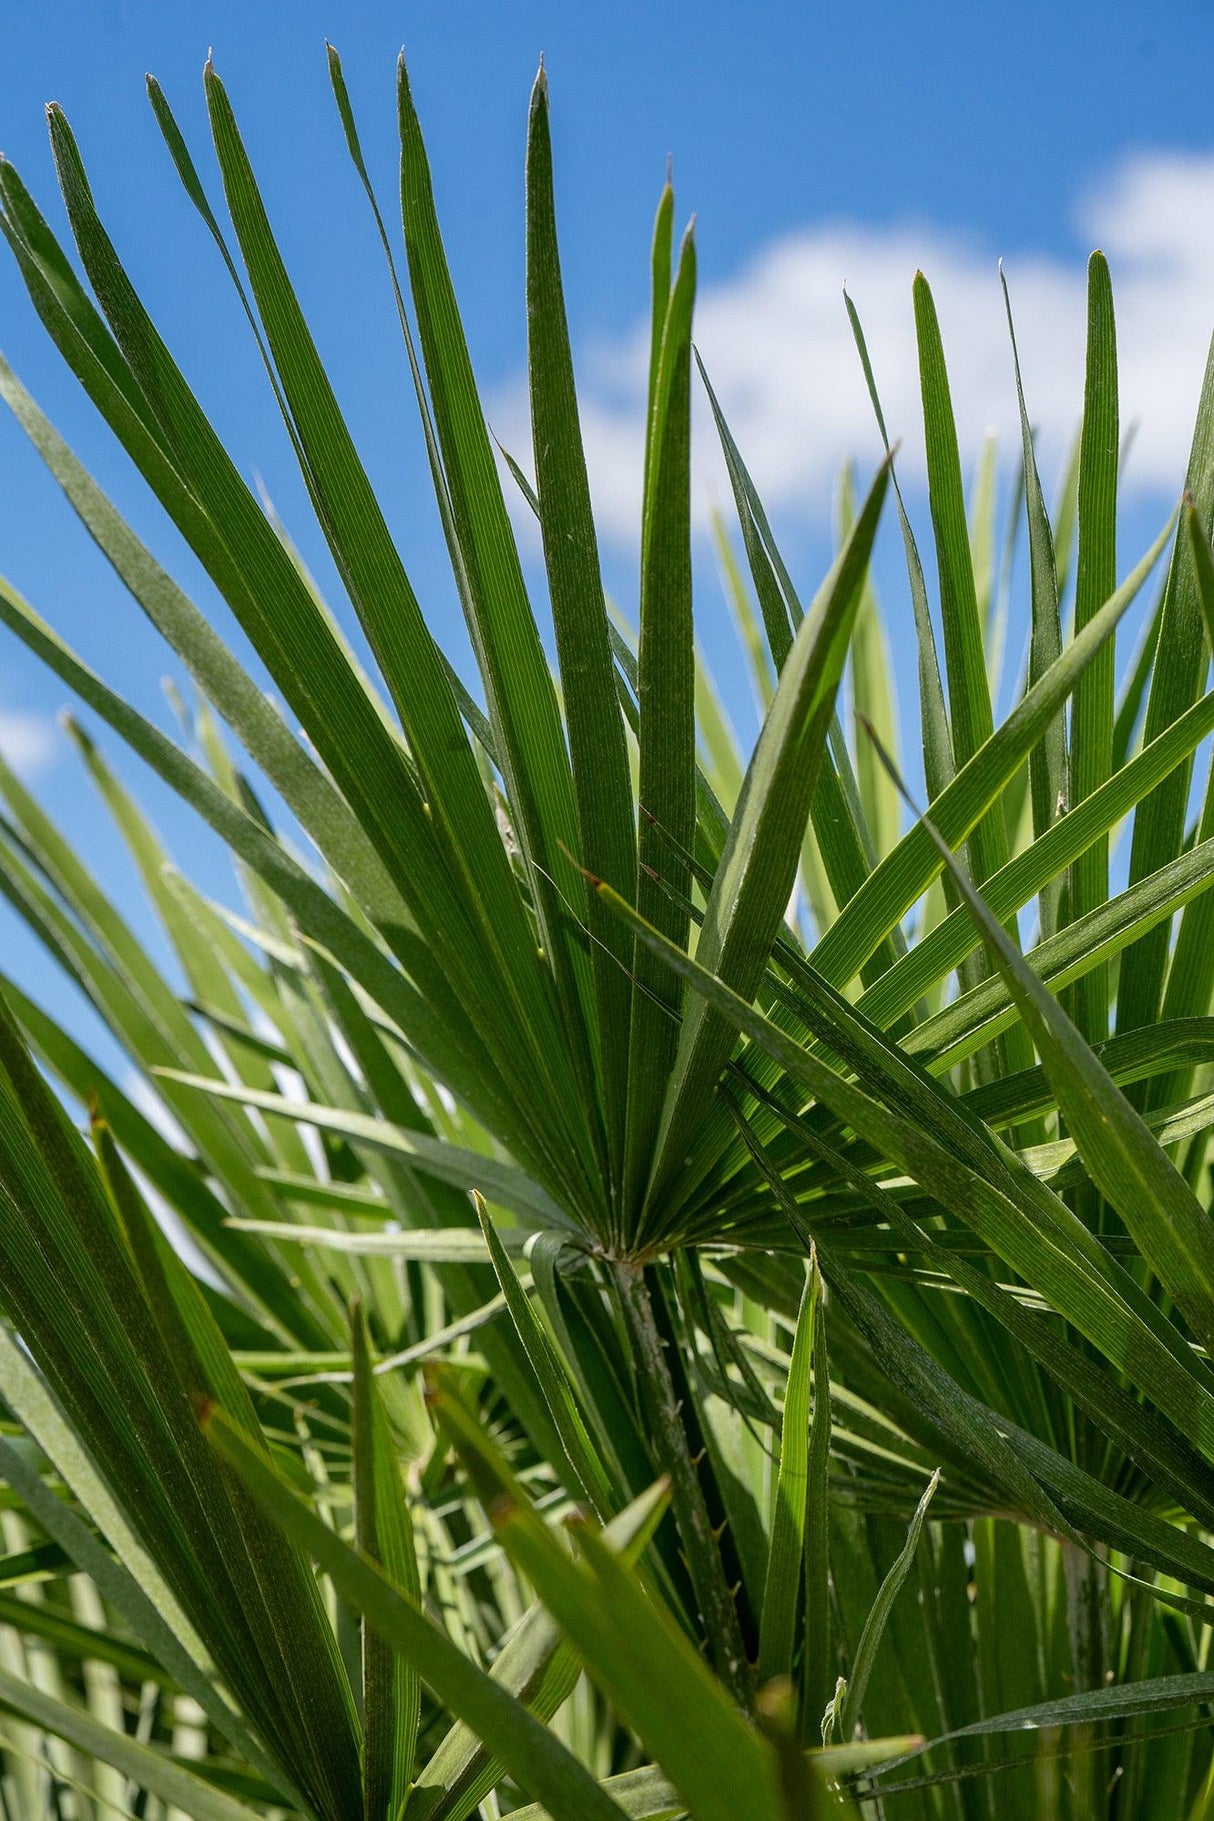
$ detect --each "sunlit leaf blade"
[645,456,889,1228]
[526,65,637,1188]
[0,576,542,1178]
[807,506,1174,991]
[0,1404,286,1797]
[1066,251,1119,1041]
[595,884,1214,1501]
[839,1470,939,1741]
[902,830,1214,1072]
[802,1258,833,1737]
[474,1192,615,1516]
[840,465,899,862]
[409,1476,670,1821]
[0,988,363,1821]
[1148,508,1214,1137]
[853,676,1214,1036]
[913,272,1002,866]
[19,91,597,1226]
[646,181,675,499]
[844,289,954,805]
[695,365,888,968]
[445,1416,786,1821]
[204,1403,630,1821]
[744,1075,1214,1528]
[624,223,698,1218]
[1001,267,1067,938]
[1118,315,1214,1042]
[910,782,1214,1354]
[18,110,455,945]
[757,1257,819,1687]
[871,1669,1214,1776]
[0,1666,265,1821]
[201,61,535,959]
[394,52,602,1164]
[5,48,1214,1818]
[0,353,407,932]
[505,1765,684,1821]
[696,353,796,673]
[351,1304,420,1820]
[0,1585,158,1683]
[155,1070,569,1225]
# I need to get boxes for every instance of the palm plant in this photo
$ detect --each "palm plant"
[0,38,1214,1821]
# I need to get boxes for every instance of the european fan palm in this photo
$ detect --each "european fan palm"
[1,40,1214,1821]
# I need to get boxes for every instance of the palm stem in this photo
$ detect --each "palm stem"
[1063,1539,1107,1818]
[612,1258,752,1710]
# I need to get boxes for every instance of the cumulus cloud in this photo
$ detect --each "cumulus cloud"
[0,710,55,775]
[493,149,1214,546]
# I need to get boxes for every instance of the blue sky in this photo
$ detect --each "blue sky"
[3,0,1214,1068]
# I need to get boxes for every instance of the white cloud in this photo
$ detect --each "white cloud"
[0,710,54,776]
[493,149,1214,546]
